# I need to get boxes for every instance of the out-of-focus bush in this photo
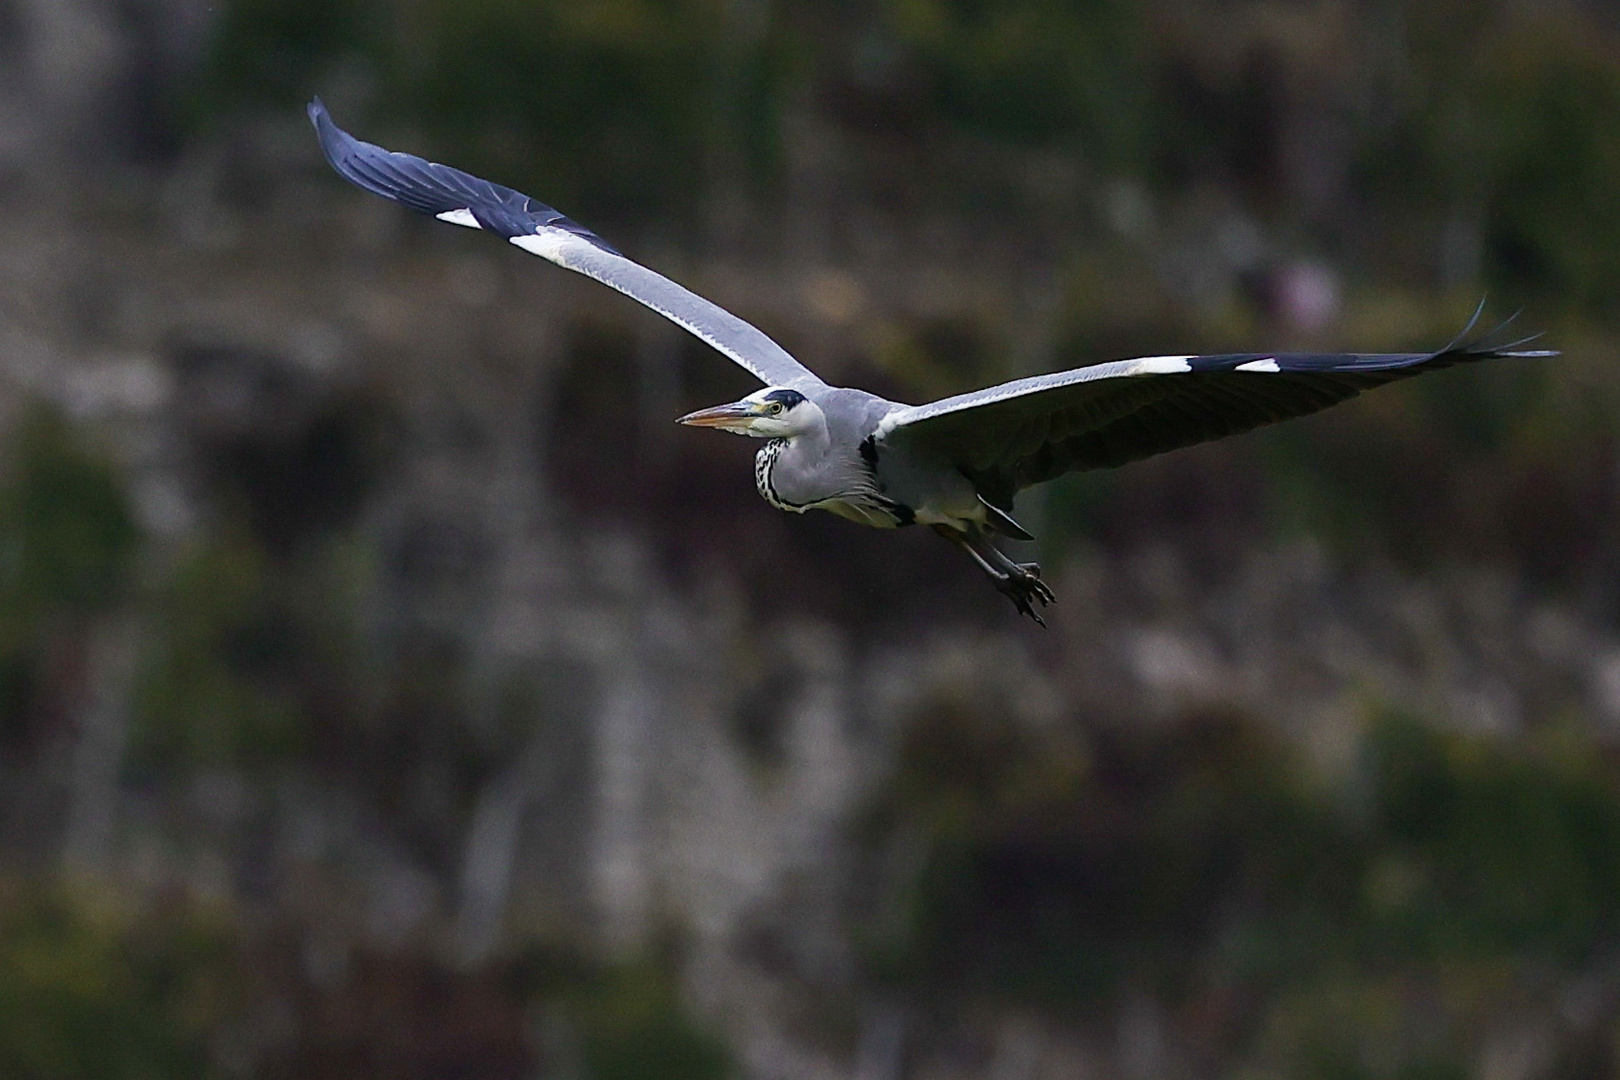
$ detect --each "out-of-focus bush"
[860,706,1620,1072]
[0,886,239,1080]
[1374,16,1620,314]
[0,410,138,627]
[192,0,1620,318]
[862,708,1341,1003]
[391,0,737,222]
[1362,713,1620,959]
[0,888,727,1080]
[204,0,790,224]
[568,959,733,1080]
[0,409,138,751]
[204,0,371,113]
[884,0,1150,161]
[131,536,307,768]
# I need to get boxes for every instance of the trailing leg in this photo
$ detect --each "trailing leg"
[933,525,1055,625]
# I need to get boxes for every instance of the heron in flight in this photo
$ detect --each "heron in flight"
[310,99,1554,624]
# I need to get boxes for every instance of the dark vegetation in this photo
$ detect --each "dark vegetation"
[860,706,1620,1074]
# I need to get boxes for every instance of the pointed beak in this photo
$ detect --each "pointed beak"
[676,400,764,431]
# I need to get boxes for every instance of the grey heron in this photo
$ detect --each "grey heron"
[309,99,1555,624]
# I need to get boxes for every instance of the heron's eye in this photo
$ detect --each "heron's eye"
[767,402,784,415]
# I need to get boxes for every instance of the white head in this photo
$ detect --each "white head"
[676,387,820,439]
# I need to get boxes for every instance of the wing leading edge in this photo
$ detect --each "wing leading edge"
[308,98,822,390]
[879,337,1557,506]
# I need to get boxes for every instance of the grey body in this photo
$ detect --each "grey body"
[758,386,981,530]
[310,98,1556,623]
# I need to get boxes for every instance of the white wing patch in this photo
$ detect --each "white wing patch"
[874,409,907,440]
[1234,358,1280,372]
[435,208,481,229]
[1127,355,1193,375]
[509,230,572,262]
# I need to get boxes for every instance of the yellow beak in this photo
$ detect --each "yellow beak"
[675,401,764,431]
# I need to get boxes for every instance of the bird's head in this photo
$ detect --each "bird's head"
[677,387,818,438]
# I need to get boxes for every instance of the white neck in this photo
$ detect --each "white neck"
[755,412,831,510]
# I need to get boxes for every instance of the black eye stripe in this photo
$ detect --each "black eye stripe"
[763,388,806,407]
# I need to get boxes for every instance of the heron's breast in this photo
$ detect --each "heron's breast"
[865,437,982,527]
[817,497,910,528]
[756,440,909,527]
[754,440,801,511]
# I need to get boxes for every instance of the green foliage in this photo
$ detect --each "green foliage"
[395,0,723,216]
[131,527,389,774]
[191,0,1620,324]
[1361,713,1620,959]
[132,536,306,768]
[1343,9,1620,313]
[1469,23,1620,312]
[0,408,139,742]
[0,886,238,1080]
[867,710,1347,1002]
[204,0,371,110]
[204,0,790,222]
[1246,977,1474,1080]
[514,950,733,1080]
[1246,352,1618,581]
[861,706,1620,1069]
[581,1007,732,1080]
[0,409,138,642]
[885,0,1150,159]
[576,961,731,1080]
[887,693,1087,835]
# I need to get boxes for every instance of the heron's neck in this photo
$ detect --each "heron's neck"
[785,410,830,455]
[755,414,830,510]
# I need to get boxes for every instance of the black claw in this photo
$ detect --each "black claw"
[995,564,1054,625]
[1013,563,1056,606]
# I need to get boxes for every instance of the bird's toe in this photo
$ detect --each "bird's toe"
[1012,563,1056,606]
[995,567,1053,624]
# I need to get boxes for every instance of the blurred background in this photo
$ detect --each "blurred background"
[3,0,1620,1076]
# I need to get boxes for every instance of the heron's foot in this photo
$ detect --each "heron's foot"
[995,562,1055,626]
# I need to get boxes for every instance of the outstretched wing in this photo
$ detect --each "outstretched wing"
[878,337,1556,506]
[308,98,822,390]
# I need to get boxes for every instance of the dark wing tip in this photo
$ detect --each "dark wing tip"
[307,95,331,147]
[307,96,376,181]
[1443,316,1561,362]
[307,97,345,161]
[307,96,340,150]
[305,95,624,256]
